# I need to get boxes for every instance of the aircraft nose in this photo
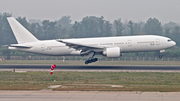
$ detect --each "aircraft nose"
[172,41,176,46]
[168,40,176,48]
[171,41,176,47]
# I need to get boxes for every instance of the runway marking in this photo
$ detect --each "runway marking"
[48,85,61,89]
[111,85,123,88]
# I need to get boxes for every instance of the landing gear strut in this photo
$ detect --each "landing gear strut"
[159,50,165,59]
[84,51,98,64]
[159,54,162,59]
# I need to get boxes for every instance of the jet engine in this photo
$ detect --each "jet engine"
[103,47,121,58]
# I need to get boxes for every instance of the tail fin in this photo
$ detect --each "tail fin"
[7,17,39,44]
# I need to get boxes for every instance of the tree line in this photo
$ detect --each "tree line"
[0,12,180,57]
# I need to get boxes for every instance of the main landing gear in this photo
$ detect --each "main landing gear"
[159,53,162,59]
[84,51,98,65]
[85,58,98,64]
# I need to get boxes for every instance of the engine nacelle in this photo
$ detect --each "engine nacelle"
[103,47,121,58]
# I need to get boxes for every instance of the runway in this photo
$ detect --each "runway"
[1,65,180,71]
[1,65,180,101]
[0,90,180,101]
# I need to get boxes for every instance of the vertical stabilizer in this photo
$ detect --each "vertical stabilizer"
[7,17,39,44]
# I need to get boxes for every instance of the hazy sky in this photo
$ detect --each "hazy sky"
[0,0,180,23]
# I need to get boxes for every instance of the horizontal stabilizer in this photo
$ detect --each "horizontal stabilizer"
[8,44,32,48]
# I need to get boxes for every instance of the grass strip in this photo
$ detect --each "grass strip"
[0,71,180,91]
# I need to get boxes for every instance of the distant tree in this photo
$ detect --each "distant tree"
[56,16,73,39]
[173,26,180,35]
[56,16,72,30]
[143,18,163,35]
[103,21,112,36]
[16,17,30,30]
[164,27,172,35]
[98,16,105,36]
[165,26,180,46]
[113,18,124,36]
[128,20,134,35]
[1,48,11,59]
[42,20,58,39]
[81,16,100,37]
[29,23,44,39]
[133,22,145,35]
[0,12,16,46]
[164,22,179,28]
[72,16,112,38]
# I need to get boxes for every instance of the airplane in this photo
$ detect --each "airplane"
[6,17,176,64]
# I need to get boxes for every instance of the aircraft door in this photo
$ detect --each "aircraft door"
[156,39,160,45]
[41,44,45,51]
[128,40,132,47]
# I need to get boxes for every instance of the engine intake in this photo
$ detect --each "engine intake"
[103,47,121,58]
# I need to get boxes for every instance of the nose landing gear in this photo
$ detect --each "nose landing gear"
[159,54,162,59]
[159,50,165,59]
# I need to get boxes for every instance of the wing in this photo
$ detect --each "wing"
[56,39,104,52]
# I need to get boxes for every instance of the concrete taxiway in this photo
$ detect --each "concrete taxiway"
[0,90,180,101]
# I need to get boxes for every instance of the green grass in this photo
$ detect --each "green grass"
[1,60,180,65]
[0,71,180,91]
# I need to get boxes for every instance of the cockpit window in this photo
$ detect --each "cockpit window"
[168,39,172,42]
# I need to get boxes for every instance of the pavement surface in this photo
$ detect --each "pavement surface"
[1,65,180,100]
[0,90,180,101]
[1,65,180,72]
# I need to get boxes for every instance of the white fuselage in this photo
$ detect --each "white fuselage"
[9,35,176,56]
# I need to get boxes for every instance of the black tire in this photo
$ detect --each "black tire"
[159,55,162,59]
[88,60,92,63]
[95,58,98,61]
[91,59,96,62]
[85,61,89,64]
